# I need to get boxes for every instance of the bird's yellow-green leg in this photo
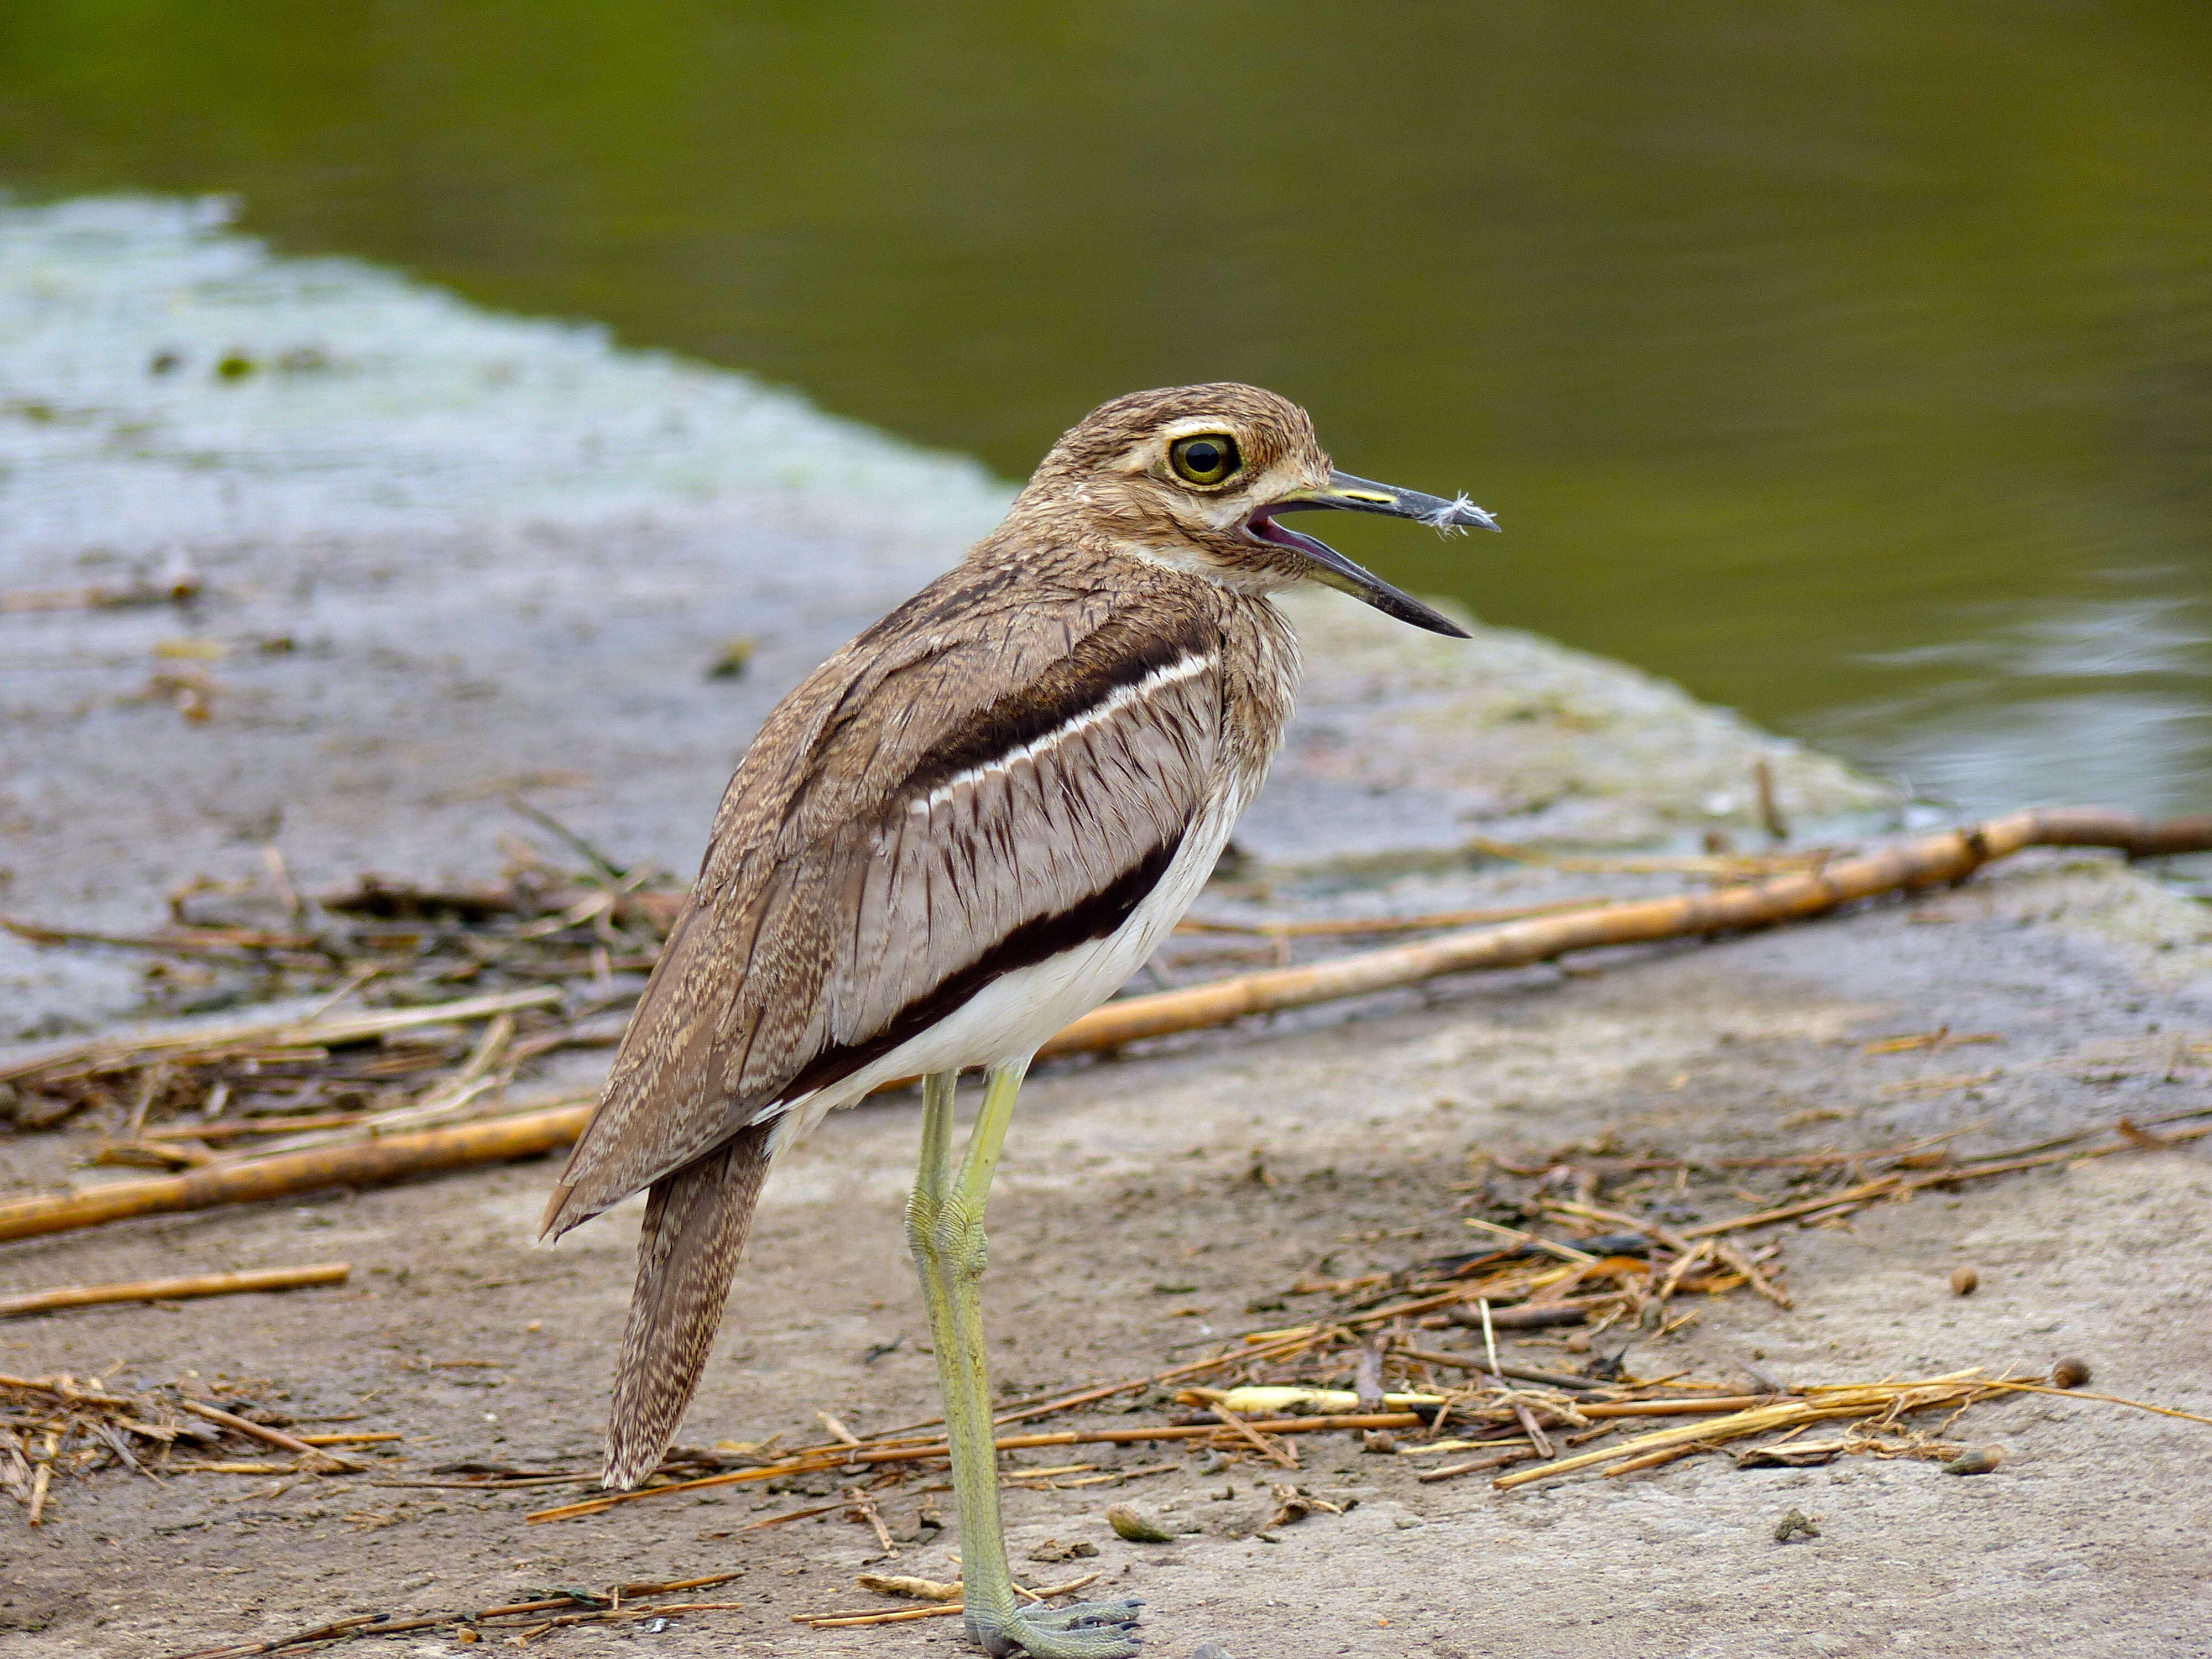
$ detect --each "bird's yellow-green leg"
[906,1062,1141,1659]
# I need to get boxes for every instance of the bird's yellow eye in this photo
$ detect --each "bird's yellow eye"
[1168,434,1242,487]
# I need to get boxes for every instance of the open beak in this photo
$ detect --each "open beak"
[1245,471,1499,638]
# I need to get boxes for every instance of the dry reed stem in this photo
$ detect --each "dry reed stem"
[1462,837,1828,878]
[0,1263,349,1319]
[173,1399,365,1474]
[0,1099,594,1242]
[1459,1217,1601,1264]
[1037,808,2212,1058]
[1416,1446,1537,1483]
[140,1115,375,1142]
[163,1515,845,1658]
[525,1413,1425,1524]
[1212,1405,1301,1468]
[0,572,200,613]
[0,1372,139,1407]
[1176,896,1620,938]
[845,1483,897,1553]
[803,1603,966,1628]
[11,808,2206,1244]
[295,1432,399,1446]
[1495,1374,1999,1490]
[27,1447,52,1525]
[1504,1394,1555,1459]
[1601,1443,1709,1477]
[1573,1395,1781,1420]
[798,1574,1102,1629]
[1391,1348,1604,1392]
[854,1573,961,1601]
[1983,1380,2212,1427]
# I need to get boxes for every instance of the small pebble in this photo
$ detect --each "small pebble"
[1941,1446,2003,1475]
[1105,1503,1176,1543]
[1950,1266,1979,1296]
[2052,1357,2091,1389]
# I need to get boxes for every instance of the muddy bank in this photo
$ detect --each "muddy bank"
[3,199,2208,1659]
[2,196,1888,1040]
[2,853,2207,1658]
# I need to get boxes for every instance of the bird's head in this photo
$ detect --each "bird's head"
[1016,382,1498,638]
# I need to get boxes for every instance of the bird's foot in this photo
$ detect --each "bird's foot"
[970,1597,1142,1658]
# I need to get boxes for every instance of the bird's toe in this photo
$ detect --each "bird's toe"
[978,1596,1143,1658]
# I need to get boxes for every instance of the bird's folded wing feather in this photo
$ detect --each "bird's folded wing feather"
[542,578,1224,1236]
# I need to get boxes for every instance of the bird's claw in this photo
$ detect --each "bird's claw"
[973,1597,1143,1658]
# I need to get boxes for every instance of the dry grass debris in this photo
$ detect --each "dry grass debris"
[2,1369,387,1527]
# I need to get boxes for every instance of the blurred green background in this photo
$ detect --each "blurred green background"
[4,1,2208,812]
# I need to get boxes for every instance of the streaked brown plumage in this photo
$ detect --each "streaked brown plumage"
[542,383,1494,1655]
[542,564,1291,1233]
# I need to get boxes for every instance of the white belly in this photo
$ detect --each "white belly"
[762,788,1244,1159]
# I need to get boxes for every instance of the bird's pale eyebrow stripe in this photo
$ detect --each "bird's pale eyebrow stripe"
[906,651,1215,813]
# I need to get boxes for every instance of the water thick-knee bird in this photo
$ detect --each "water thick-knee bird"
[540,383,1496,1657]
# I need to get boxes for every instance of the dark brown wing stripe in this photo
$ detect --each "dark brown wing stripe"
[769,829,1186,1108]
[901,611,1215,799]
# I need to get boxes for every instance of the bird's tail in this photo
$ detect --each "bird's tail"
[602,1124,774,1490]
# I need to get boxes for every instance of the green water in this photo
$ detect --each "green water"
[4,2,2209,814]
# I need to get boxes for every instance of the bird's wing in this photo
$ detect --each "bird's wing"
[542,572,1225,1237]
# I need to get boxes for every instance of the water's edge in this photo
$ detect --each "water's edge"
[1,197,1893,1040]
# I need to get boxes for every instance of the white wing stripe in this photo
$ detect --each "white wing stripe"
[907,651,1217,814]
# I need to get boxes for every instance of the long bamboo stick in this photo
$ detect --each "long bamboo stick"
[1036,808,2211,1057]
[2,809,2202,1246]
[0,1108,591,1243]
[0,1262,349,1317]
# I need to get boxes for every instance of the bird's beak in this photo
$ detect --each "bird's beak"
[1246,471,1499,639]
